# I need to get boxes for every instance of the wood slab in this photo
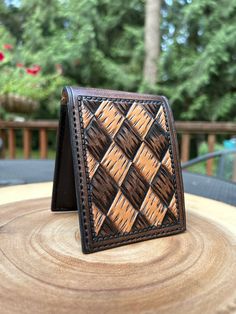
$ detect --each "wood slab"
[0,183,236,314]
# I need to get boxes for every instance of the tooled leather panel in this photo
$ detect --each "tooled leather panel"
[81,98,179,238]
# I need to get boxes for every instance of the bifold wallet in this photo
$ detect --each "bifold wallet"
[51,87,186,254]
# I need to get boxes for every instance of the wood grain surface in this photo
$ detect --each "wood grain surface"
[0,182,236,314]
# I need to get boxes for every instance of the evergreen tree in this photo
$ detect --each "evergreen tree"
[1,0,236,121]
[19,0,144,90]
[159,0,236,121]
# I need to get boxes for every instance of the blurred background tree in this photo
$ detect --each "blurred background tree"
[160,0,236,121]
[143,0,161,86]
[0,0,235,121]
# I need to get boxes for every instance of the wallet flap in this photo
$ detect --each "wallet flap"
[51,104,77,212]
[54,86,186,253]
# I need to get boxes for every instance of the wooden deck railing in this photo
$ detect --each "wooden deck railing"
[1,120,236,175]
[175,122,236,175]
[0,120,58,159]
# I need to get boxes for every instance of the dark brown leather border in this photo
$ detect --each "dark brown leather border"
[69,87,186,253]
[55,86,186,253]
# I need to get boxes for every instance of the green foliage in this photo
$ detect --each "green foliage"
[0,0,235,122]
[13,0,144,90]
[159,0,236,121]
[0,24,70,118]
[0,0,145,120]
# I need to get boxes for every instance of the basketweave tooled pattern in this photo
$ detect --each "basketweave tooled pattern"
[81,99,179,238]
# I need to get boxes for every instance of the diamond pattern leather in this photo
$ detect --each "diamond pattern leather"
[51,86,186,253]
[82,99,179,238]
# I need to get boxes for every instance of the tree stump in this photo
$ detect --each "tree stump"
[0,183,236,314]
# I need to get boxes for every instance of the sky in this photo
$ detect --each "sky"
[4,0,20,6]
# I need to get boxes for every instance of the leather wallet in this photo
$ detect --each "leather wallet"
[51,87,186,254]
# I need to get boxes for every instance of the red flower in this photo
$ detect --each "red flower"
[0,52,5,61]
[34,65,41,72]
[26,68,37,75]
[3,44,13,50]
[26,65,41,75]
